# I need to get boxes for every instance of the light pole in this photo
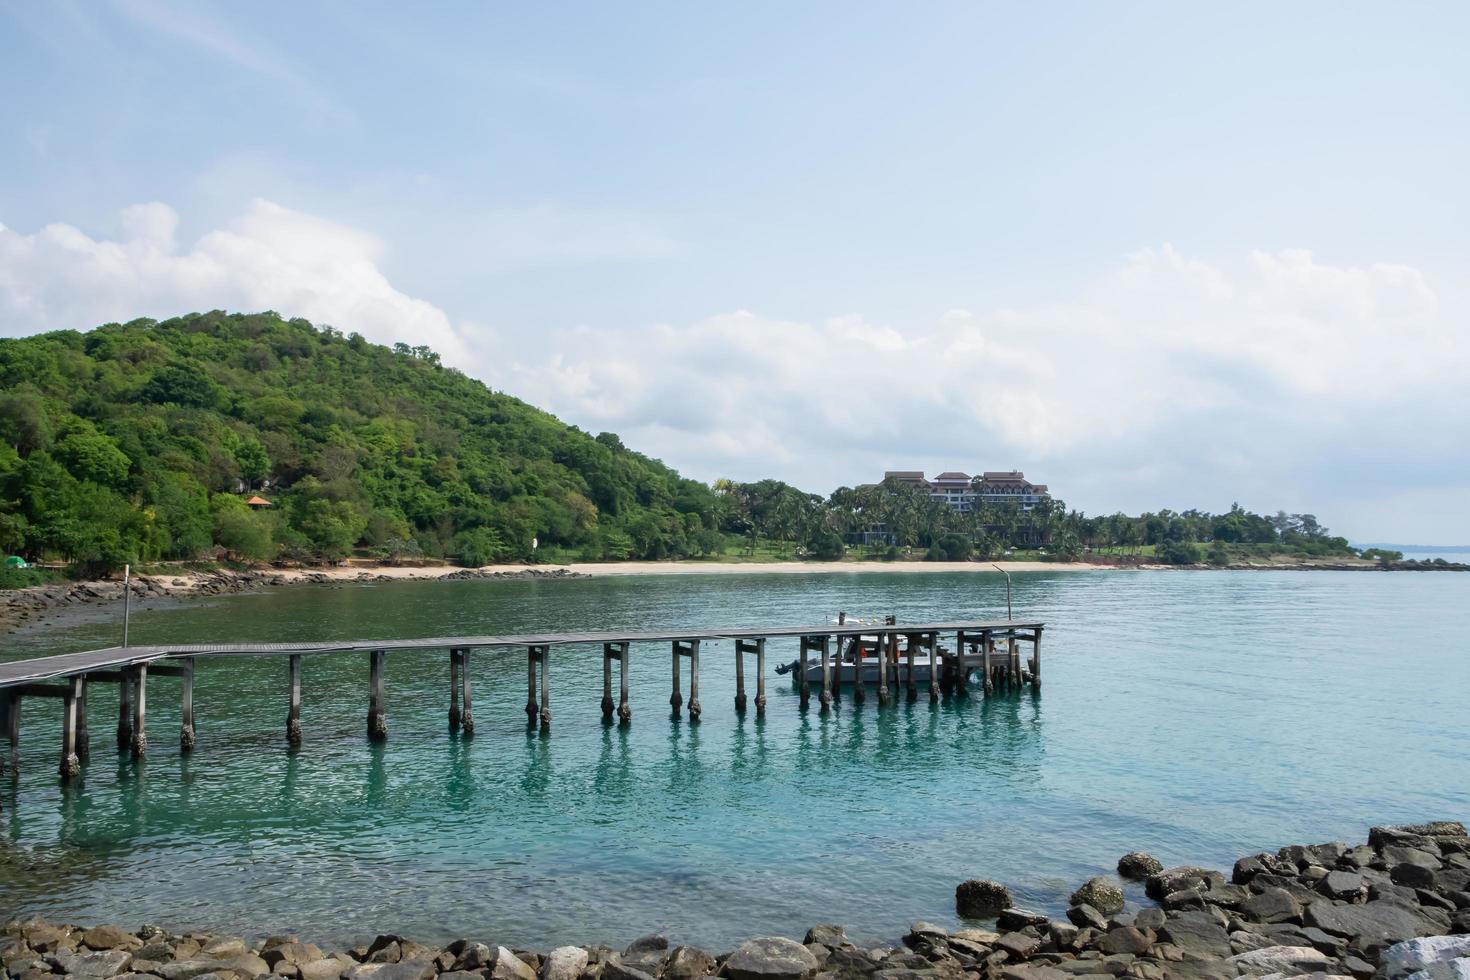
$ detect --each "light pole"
[991,563,1012,620]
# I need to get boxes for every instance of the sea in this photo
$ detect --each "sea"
[1,568,1467,949]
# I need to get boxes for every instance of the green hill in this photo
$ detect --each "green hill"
[0,311,723,573]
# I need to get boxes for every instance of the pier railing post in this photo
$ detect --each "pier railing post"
[617,643,632,724]
[60,675,82,781]
[461,649,474,736]
[538,645,552,732]
[180,657,196,752]
[130,663,148,758]
[367,650,387,742]
[287,654,303,745]
[755,638,767,717]
[449,649,462,731]
[602,644,615,720]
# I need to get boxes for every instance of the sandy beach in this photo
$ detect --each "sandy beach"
[276,559,1117,582]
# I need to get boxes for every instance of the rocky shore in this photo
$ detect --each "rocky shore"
[0,567,587,633]
[5,822,1469,980]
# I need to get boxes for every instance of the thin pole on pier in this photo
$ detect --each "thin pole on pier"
[877,632,891,708]
[669,641,683,718]
[461,649,474,736]
[122,564,131,648]
[367,650,387,742]
[130,663,148,758]
[754,637,767,718]
[76,678,89,762]
[179,657,196,752]
[992,563,1012,620]
[287,654,302,745]
[60,675,82,781]
[449,650,462,731]
[617,643,632,723]
[538,645,552,732]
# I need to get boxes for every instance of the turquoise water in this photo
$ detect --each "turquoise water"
[2,570,1468,948]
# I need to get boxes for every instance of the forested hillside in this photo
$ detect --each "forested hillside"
[0,312,723,572]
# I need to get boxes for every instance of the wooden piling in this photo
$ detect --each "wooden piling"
[852,638,867,706]
[461,648,474,736]
[669,641,684,718]
[688,639,701,723]
[955,632,969,697]
[287,654,302,745]
[1031,627,1042,690]
[538,645,552,732]
[927,634,940,704]
[754,638,767,717]
[116,669,132,751]
[0,691,13,776]
[877,632,892,707]
[449,650,462,731]
[617,643,632,724]
[130,663,148,758]
[76,678,89,761]
[734,640,747,712]
[798,637,811,711]
[832,614,845,705]
[367,650,387,742]
[905,634,918,703]
[601,643,615,720]
[525,647,539,725]
[179,657,196,752]
[60,675,82,780]
[819,635,833,714]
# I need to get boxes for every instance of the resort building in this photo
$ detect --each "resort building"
[879,469,1051,513]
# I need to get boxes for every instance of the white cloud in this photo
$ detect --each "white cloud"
[0,199,470,364]
[2,199,1464,540]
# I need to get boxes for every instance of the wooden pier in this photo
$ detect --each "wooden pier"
[0,619,1042,786]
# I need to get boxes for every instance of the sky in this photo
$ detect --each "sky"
[1,2,1467,543]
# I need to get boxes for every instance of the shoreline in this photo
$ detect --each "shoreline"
[4,820,1467,980]
[0,556,1463,635]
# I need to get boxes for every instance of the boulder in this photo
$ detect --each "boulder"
[344,962,436,980]
[602,961,656,980]
[298,958,354,980]
[995,934,1040,960]
[722,938,819,980]
[996,910,1050,931]
[203,940,249,960]
[1070,878,1125,916]
[1369,824,1467,849]
[81,926,142,952]
[541,947,589,980]
[956,880,1013,918]
[1146,868,1224,900]
[1240,888,1303,925]
[487,948,538,980]
[1226,946,1330,976]
[452,944,494,972]
[1378,936,1470,980]
[1118,854,1164,880]
[1320,871,1367,902]
[264,944,324,969]
[52,949,134,977]
[1402,962,1470,980]
[1067,906,1109,931]
[1392,864,1438,889]
[1097,928,1150,956]
[664,946,715,980]
[161,960,247,980]
[1303,902,1434,950]
[802,927,847,948]
[1157,912,1231,959]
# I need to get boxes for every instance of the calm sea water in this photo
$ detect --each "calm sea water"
[2,570,1467,949]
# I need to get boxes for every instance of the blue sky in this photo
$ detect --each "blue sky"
[2,2,1468,541]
